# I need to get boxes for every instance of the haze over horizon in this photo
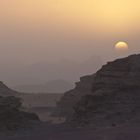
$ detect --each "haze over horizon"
[1,55,103,87]
[0,0,140,86]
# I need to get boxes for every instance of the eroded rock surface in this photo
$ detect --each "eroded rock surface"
[57,54,140,127]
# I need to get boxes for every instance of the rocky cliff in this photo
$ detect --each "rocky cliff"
[0,96,40,130]
[56,74,95,118]
[0,82,40,130]
[57,54,140,127]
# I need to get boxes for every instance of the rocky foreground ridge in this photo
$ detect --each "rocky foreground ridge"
[0,82,40,130]
[57,54,140,127]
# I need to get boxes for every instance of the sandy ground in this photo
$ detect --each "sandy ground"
[19,93,64,122]
[1,121,140,140]
[2,93,139,140]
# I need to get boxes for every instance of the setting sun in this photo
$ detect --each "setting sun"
[0,0,140,138]
[115,42,128,50]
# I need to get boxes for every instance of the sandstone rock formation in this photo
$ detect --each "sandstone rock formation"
[0,82,40,130]
[0,96,40,130]
[56,74,95,118]
[57,54,140,127]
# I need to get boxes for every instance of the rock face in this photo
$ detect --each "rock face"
[57,54,140,126]
[56,74,95,118]
[0,82,40,130]
[0,96,40,130]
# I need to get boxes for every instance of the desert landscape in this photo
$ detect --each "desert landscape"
[1,0,140,139]
[0,55,140,139]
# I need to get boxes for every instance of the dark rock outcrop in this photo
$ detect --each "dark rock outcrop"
[0,82,40,130]
[57,54,140,127]
[56,74,95,118]
[0,96,40,130]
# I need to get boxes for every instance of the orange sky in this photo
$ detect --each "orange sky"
[0,0,140,64]
[1,0,140,33]
[0,0,140,86]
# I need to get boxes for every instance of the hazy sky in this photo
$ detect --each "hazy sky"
[0,0,140,63]
[0,0,140,86]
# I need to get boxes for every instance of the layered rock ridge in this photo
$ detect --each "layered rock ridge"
[0,82,40,130]
[57,54,140,127]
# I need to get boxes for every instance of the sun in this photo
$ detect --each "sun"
[115,41,128,51]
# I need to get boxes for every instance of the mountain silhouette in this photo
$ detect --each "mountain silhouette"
[0,56,102,87]
[56,54,140,127]
[14,80,74,93]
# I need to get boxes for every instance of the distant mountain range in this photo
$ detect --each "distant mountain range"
[13,80,74,93]
[0,81,18,96]
[0,55,103,87]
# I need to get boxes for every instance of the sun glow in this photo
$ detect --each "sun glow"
[115,42,128,51]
